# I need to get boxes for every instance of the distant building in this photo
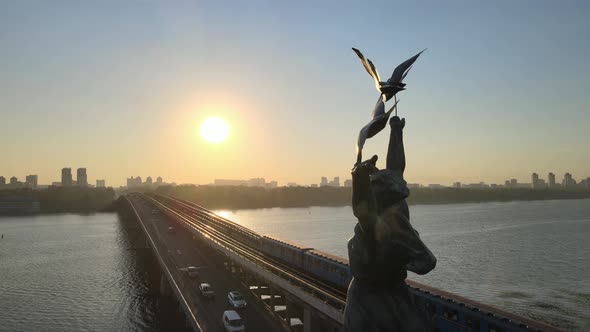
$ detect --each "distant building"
[463,182,489,189]
[344,179,352,188]
[247,178,266,187]
[62,168,73,187]
[562,173,575,189]
[310,184,318,188]
[408,183,422,189]
[531,173,539,189]
[427,184,445,189]
[266,181,278,189]
[504,180,510,187]
[127,176,143,188]
[510,179,517,187]
[287,182,298,187]
[453,182,461,188]
[320,177,328,187]
[156,176,163,185]
[0,176,5,186]
[76,168,88,187]
[145,176,153,185]
[548,172,556,188]
[51,182,62,187]
[25,175,38,188]
[328,177,340,187]
[96,180,106,188]
[10,176,18,185]
[214,179,247,186]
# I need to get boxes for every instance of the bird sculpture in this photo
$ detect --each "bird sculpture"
[352,48,425,102]
[356,96,399,164]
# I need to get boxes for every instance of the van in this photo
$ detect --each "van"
[222,310,245,332]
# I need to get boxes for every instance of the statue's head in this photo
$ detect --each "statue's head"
[370,169,409,214]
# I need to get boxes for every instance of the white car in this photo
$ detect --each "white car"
[186,266,199,278]
[222,310,245,332]
[198,283,215,298]
[227,291,247,309]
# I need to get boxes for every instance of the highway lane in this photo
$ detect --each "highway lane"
[132,196,286,332]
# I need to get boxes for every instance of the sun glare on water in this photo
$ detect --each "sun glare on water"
[200,117,230,144]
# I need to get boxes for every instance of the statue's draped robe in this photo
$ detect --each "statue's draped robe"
[344,167,437,332]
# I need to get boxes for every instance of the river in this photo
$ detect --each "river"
[0,199,588,331]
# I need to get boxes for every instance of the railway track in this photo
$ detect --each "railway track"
[144,193,348,310]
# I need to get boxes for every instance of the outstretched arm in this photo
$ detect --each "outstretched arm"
[386,116,406,177]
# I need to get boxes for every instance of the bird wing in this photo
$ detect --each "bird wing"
[352,48,381,90]
[357,98,399,155]
[387,49,426,84]
[371,96,385,118]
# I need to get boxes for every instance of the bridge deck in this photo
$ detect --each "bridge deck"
[126,194,285,332]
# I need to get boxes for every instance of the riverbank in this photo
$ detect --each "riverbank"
[0,187,116,215]
[155,184,590,210]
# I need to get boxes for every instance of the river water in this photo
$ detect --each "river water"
[0,199,588,331]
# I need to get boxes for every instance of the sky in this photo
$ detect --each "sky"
[1,1,589,187]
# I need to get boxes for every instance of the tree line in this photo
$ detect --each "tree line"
[155,185,590,210]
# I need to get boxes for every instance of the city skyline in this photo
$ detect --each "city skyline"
[1,167,588,189]
[1,2,589,187]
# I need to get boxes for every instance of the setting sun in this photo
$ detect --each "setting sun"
[199,117,230,144]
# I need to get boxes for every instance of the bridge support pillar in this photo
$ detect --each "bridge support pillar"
[159,273,170,296]
[304,308,312,332]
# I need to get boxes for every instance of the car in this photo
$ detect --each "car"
[227,291,247,309]
[222,310,245,332]
[198,283,214,298]
[167,226,175,233]
[186,266,199,278]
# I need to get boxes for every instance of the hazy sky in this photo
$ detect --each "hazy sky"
[1,1,589,187]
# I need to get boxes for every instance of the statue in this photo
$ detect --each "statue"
[344,49,437,332]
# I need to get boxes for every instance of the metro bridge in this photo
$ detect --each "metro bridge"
[122,193,561,332]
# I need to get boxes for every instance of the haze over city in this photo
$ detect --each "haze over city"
[1,1,589,187]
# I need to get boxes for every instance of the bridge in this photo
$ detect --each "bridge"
[121,193,562,332]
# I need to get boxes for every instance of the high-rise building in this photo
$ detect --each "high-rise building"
[0,176,5,186]
[25,175,38,188]
[96,180,106,188]
[531,173,539,189]
[10,176,18,185]
[510,179,517,187]
[548,172,556,188]
[127,176,143,188]
[156,176,163,185]
[320,177,328,187]
[62,168,73,186]
[145,176,153,185]
[328,176,340,187]
[344,179,353,188]
[504,180,510,187]
[77,168,88,187]
[562,173,575,189]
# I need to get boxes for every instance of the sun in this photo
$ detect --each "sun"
[199,117,230,144]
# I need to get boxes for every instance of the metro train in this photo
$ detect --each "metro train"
[260,235,352,289]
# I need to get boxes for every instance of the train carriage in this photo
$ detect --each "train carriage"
[303,249,352,289]
[260,235,313,269]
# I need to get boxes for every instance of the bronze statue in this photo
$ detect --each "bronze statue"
[344,49,436,332]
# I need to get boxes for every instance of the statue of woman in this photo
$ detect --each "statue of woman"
[344,116,437,332]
